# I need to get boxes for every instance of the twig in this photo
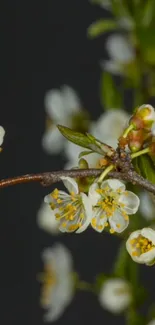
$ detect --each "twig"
[0,169,155,195]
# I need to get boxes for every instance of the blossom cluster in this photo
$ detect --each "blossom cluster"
[44,176,140,234]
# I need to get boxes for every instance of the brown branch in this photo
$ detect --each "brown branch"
[0,169,155,195]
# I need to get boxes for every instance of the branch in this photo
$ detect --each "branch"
[0,169,155,195]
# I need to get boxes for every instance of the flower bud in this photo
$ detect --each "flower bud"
[130,104,155,131]
[99,278,132,314]
[128,129,144,152]
[78,158,89,169]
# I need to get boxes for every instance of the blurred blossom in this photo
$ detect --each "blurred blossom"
[99,278,132,313]
[39,243,74,322]
[101,34,135,75]
[126,228,155,265]
[139,191,155,221]
[147,320,155,325]
[0,126,5,146]
[89,178,139,233]
[42,85,84,154]
[37,202,60,234]
[44,176,92,233]
[65,110,129,169]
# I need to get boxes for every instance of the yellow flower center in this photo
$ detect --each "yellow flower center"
[50,189,84,231]
[39,264,56,306]
[130,235,155,257]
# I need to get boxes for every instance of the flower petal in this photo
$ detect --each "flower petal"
[88,182,101,206]
[42,126,65,154]
[76,193,92,233]
[62,85,81,115]
[60,176,79,194]
[101,179,125,192]
[0,126,5,146]
[101,59,122,75]
[109,209,129,233]
[44,89,67,122]
[118,191,140,214]
[141,228,155,245]
[106,34,135,63]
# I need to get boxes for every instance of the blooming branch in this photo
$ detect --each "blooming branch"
[0,168,155,195]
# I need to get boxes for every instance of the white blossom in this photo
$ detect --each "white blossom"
[126,228,155,265]
[37,202,60,234]
[40,243,74,322]
[42,85,81,154]
[99,278,132,313]
[147,320,155,325]
[89,179,140,233]
[101,34,135,75]
[139,191,155,221]
[65,110,129,169]
[0,126,5,146]
[44,176,92,233]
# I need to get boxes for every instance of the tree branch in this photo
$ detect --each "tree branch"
[0,169,155,195]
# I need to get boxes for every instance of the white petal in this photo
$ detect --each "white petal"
[76,193,92,233]
[0,126,5,146]
[141,228,155,245]
[101,179,125,192]
[90,111,129,149]
[101,59,122,75]
[118,191,140,214]
[99,278,131,313]
[106,34,135,63]
[138,248,155,264]
[139,192,155,221]
[109,209,129,233]
[147,320,155,325]
[60,176,79,194]
[37,202,59,234]
[91,209,107,233]
[44,304,65,322]
[88,182,101,206]
[44,89,68,122]
[64,141,82,161]
[42,126,65,154]
[62,85,81,115]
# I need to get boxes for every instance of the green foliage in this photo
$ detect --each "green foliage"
[100,71,122,109]
[136,27,155,65]
[57,125,115,156]
[87,19,117,38]
[133,154,155,184]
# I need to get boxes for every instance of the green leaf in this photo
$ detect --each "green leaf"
[133,154,155,183]
[57,125,115,156]
[141,0,155,27]
[87,19,117,39]
[78,150,93,158]
[136,27,155,64]
[100,71,122,110]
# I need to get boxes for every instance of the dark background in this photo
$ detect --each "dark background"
[1,1,155,325]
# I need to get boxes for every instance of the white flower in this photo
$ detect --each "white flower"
[99,278,131,313]
[65,110,129,169]
[42,85,81,154]
[0,126,5,146]
[37,202,60,234]
[126,228,155,265]
[101,34,135,75]
[40,243,74,322]
[147,320,155,325]
[44,177,92,233]
[90,110,129,149]
[139,191,155,221]
[89,179,140,233]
